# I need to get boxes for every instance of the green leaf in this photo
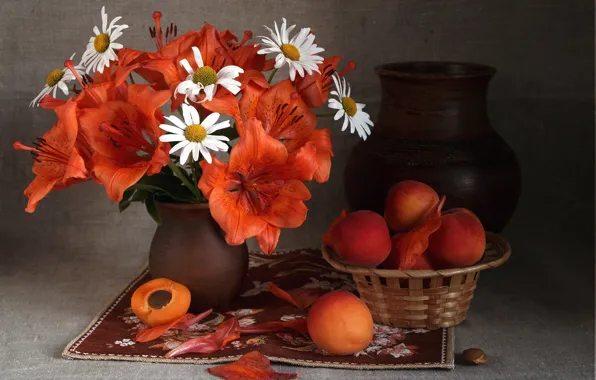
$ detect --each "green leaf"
[122,187,135,201]
[131,190,149,202]
[119,199,133,213]
[135,173,197,202]
[145,195,162,225]
[118,188,137,212]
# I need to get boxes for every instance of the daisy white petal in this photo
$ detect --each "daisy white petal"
[159,134,186,142]
[169,140,190,154]
[209,135,231,142]
[192,46,204,67]
[187,104,201,124]
[334,109,345,121]
[217,66,244,80]
[192,144,200,161]
[201,112,220,128]
[164,115,188,130]
[159,124,184,135]
[57,81,69,95]
[179,143,194,165]
[203,137,229,152]
[202,84,216,102]
[199,144,213,163]
[342,115,350,131]
[181,104,195,125]
[206,120,231,134]
[101,6,107,32]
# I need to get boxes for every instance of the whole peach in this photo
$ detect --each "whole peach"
[330,210,391,267]
[307,291,374,355]
[384,180,439,232]
[428,211,486,268]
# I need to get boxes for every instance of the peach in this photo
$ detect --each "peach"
[384,180,439,232]
[443,207,481,223]
[428,211,486,268]
[307,291,374,355]
[329,210,391,267]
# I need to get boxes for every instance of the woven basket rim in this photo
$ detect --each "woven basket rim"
[322,232,511,278]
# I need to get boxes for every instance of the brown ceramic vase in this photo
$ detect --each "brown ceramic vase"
[148,203,248,312]
[344,61,521,232]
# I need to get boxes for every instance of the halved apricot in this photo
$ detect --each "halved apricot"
[131,278,191,327]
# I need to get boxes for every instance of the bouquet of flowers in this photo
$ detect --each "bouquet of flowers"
[16,7,374,253]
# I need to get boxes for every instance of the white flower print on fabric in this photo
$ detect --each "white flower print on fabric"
[114,338,135,347]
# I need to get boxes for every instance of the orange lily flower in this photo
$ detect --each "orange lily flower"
[78,84,171,202]
[14,100,89,212]
[294,56,355,108]
[198,118,317,254]
[239,79,333,183]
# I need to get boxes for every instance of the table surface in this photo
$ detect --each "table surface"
[1,212,593,380]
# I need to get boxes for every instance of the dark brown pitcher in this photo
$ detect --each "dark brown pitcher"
[344,62,521,232]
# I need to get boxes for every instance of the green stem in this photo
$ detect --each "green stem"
[190,163,198,185]
[315,112,336,118]
[168,163,203,201]
[267,68,278,83]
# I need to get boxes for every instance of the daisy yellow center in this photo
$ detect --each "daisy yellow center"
[46,69,64,87]
[281,43,300,61]
[184,124,207,142]
[341,97,357,117]
[192,66,218,86]
[94,33,111,53]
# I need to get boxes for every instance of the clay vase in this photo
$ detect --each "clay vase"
[344,62,521,232]
[148,203,248,312]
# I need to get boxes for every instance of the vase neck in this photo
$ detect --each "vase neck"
[158,202,211,223]
[375,71,494,141]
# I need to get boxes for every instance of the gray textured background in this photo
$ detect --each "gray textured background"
[0,0,594,379]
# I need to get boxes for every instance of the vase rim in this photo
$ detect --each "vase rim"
[375,61,496,80]
[157,202,209,211]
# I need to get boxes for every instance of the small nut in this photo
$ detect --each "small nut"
[462,348,488,364]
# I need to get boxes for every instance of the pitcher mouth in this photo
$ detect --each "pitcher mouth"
[375,61,496,80]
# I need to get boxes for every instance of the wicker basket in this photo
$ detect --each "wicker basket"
[322,232,511,330]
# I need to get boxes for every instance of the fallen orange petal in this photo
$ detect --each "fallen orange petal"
[134,309,213,343]
[268,283,323,310]
[165,318,240,358]
[208,351,298,379]
[239,319,308,335]
[395,196,446,269]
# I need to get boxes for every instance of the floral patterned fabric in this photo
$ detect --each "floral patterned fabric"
[63,249,454,369]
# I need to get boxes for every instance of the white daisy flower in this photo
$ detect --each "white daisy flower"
[175,46,244,103]
[30,53,85,107]
[81,6,128,74]
[328,73,374,140]
[158,104,231,165]
[257,18,324,81]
